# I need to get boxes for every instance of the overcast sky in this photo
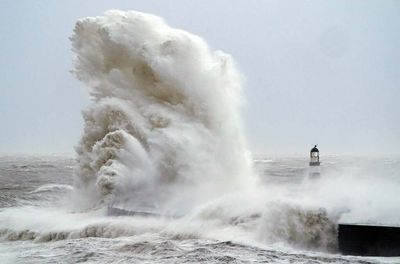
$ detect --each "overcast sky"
[0,0,399,156]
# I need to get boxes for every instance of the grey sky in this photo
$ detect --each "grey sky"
[0,0,399,155]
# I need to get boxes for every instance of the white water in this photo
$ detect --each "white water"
[71,10,256,213]
[0,10,399,264]
[1,156,399,263]
[69,10,343,251]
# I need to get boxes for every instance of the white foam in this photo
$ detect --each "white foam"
[71,10,256,212]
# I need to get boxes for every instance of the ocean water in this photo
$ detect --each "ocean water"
[1,10,399,263]
[0,155,399,263]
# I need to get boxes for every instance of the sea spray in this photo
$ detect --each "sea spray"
[1,11,399,261]
[71,10,256,212]
[69,10,343,251]
[3,10,381,254]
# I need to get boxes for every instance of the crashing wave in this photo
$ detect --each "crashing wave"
[71,10,255,212]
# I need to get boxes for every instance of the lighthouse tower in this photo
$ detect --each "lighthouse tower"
[309,145,320,166]
[308,145,321,178]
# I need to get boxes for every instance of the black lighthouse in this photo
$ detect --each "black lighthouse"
[309,145,320,166]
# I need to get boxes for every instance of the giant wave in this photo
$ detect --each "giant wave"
[71,10,256,213]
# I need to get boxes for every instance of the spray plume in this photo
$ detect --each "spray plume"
[71,10,256,213]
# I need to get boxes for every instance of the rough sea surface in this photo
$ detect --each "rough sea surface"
[2,10,399,264]
[1,155,399,264]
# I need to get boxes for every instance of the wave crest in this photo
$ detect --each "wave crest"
[71,10,255,211]
[259,202,339,252]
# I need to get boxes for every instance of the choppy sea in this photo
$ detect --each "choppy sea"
[0,154,399,264]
